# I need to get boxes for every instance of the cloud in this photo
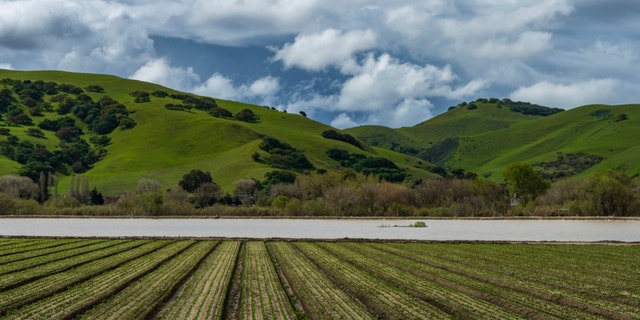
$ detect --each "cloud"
[0,63,13,70]
[0,0,89,50]
[193,74,281,102]
[330,113,360,129]
[472,31,553,60]
[248,76,280,96]
[328,98,435,129]
[336,53,480,111]
[273,29,377,71]
[161,0,328,46]
[1,0,638,128]
[282,53,483,128]
[193,74,239,100]
[509,79,619,108]
[129,59,200,91]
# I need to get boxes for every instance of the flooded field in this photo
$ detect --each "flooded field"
[0,218,638,241]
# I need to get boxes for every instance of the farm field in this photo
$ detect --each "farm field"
[0,238,638,319]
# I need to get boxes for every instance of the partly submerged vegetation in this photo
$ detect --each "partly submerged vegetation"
[0,238,638,319]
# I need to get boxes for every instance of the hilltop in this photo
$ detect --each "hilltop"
[0,70,434,196]
[346,98,640,181]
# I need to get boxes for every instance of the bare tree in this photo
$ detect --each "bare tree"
[0,175,38,199]
[234,178,260,205]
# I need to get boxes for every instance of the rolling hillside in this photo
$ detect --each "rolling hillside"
[0,70,434,195]
[347,99,640,181]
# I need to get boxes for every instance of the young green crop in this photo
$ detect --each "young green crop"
[241,241,295,320]
[268,242,375,320]
[79,240,212,320]
[159,241,240,320]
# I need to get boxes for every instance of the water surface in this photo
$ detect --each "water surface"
[0,218,638,241]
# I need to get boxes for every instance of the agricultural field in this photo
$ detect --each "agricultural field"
[0,238,638,319]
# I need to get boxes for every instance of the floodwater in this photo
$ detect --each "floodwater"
[0,218,638,242]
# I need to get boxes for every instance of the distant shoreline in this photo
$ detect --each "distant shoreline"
[1,215,639,220]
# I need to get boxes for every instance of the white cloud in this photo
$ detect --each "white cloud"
[387,98,434,128]
[162,0,327,46]
[248,76,280,96]
[509,79,619,108]
[336,53,478,112]
[472,31,553,60]
[1,0,638,128]
[193,74,239,100]
[129,59,200,91]
[193,74,281,102]
[281,52,483,128]
[330,113,360,129]
[0,63,13,70]
[273,29,377,71]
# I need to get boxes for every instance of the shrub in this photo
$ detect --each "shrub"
[193,182,221,208]
[26,128,45,138]
[209,106,233,118]
[0,175,38,199]
[614,113,629,122]
[85,85,104,93]
[234,108,258,122]
[271,195,289,209]
[321,130,363,149]
[151,90,168,98]
[179,169,213,193]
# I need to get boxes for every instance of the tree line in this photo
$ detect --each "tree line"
[1,163,638,217]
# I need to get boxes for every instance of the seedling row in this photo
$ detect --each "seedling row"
[0,238,638,319]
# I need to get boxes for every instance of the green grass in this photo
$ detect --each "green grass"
[348,101,640,181]
[0,70,434,195]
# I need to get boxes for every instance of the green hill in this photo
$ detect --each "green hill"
[347,99,640,181]
[0,70,434,196]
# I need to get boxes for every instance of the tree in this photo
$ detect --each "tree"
[209,106,232,118]
[90,187,104,205]
[503,162,550,205]
[234,108,258,122]
[234,178,260,205]
[137,178,162,194]
[587,171,638,216]
[179,169,213,193]
[55,126,81,142]
[26,128,45,138]
[193,182,221,208]
[262,170,296,191]
[0,174,38,199]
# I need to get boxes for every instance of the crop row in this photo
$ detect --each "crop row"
[381,242,640,317]
[0,238,638,319]
[267,242,374,320]
[158,241,240,320]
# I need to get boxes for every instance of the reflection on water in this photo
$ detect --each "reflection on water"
[0,218,638,242]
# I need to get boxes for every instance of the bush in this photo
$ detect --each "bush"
[321,130,363,149]
[151,90,168,98]
[0,193,40,215]
[179,169,213,193]
[271,195,289,209]
[234,108,258,122]
[209,107,232,118]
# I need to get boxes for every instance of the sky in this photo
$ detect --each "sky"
[1,0,639,129]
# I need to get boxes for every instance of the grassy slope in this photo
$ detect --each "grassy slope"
[346,103,542,149]
[399,103,542,142]
[0,70,434,195]
[453,104,640,180]
[347,102,640,181]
